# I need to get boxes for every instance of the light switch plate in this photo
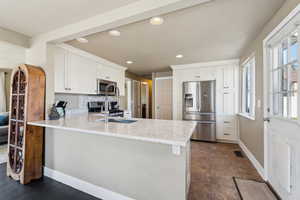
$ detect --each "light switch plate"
[257,99,261,108]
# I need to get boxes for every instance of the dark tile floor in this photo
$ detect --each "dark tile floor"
[0,163,100,200]
[188,142,262,200]
[0,142,261,200]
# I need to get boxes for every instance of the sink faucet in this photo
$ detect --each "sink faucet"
[102,83,120,124]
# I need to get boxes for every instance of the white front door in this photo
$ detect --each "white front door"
[264,10,300,199]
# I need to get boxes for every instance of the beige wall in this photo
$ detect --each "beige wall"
[239,0,300,167]
[0,27,29,48]
[0,69,12,111]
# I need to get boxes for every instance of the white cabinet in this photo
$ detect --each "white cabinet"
[54,47,68,93]
[218,115,237,141]
[68,53,97,94]
[96,64,125,96]
[54,46,126,95]
[223,66,235,89]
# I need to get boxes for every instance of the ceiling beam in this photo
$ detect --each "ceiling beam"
[0,27,30,48]
[31,0,211,45]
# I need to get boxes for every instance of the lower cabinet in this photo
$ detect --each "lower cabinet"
[216,115,237,141]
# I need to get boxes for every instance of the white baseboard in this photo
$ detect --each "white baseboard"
[238,140,266,180]
[217,139,239,144]
[44,167,134,200]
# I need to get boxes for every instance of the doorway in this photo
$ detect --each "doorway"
[125,78,150,119]
[155,77,173,120]
[141,82,149,118]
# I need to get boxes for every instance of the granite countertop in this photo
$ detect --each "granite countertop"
[28,114,196,147]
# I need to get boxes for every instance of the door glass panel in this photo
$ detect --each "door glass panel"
[282,40,288,65]
[273,69,280,93]
[272,46,279,70]
[289,64,298,91]
[278,93,289,118]
[291,91,298,119]
[270,30,299,119]
[289,33,299,62]
[279,67,288,92]
[273,93,279,115]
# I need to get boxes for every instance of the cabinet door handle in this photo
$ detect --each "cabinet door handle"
[224,121,231,124]
[224,86,229,89]
[224,133,231,136]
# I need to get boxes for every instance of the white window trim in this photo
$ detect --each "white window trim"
[240,54,256,120]
[238,112,256,121]
[267,28,300,121]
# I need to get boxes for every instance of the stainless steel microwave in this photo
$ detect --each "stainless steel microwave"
[97,79,117,96]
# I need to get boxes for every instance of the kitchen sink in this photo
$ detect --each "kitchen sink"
[96,118,137,124]
[108,119,137,123]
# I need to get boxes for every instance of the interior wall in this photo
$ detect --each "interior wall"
[0,69,12,111]
[126,71,152,118]
[0,27,29,48]
[0,41,26,68]
[0,41,26,112]
[152,71,173,119]
[238,0,300,167]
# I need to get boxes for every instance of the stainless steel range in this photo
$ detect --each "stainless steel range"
[183,81,216,142]
[88,101,124,117]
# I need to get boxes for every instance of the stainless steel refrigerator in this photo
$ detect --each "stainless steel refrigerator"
[183,81,216,142]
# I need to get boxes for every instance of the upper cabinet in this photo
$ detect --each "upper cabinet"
[96,64,125,95]
[54,47,67,93]
[53,45,126,96]
[68,53,97,94]
[223,65,235,90]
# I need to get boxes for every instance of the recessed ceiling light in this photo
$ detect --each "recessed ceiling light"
[150,17,164,25]
[176,54,183,58]
[126,61,133,64]
[109,30,121,36]
[76,37,88,43]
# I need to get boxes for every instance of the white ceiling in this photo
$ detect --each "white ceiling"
[0,0,139,36]
[67,0,285,75]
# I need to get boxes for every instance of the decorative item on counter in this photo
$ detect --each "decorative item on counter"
[49,104,60,120]
[55,101,68,117]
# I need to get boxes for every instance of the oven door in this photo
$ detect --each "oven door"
[97,80,116,96]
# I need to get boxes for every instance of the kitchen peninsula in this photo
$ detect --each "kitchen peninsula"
[28,114,196,200]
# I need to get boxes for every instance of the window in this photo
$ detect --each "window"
[241,56,255,119]
[270,31,299,120]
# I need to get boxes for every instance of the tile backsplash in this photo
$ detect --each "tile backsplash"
[55,93,117,112]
